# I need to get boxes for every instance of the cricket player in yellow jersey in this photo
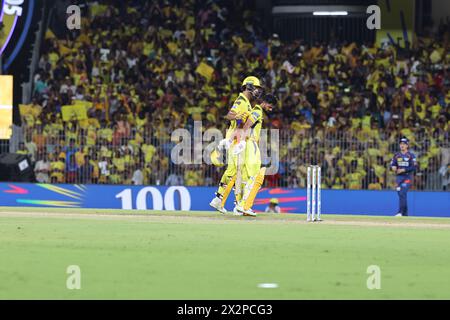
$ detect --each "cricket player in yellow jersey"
[230,93,277,216]
[209,76,263,214]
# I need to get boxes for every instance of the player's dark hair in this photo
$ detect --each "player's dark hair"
[400,137,409,145]
[241,83,254,92]
[263,93,277,105]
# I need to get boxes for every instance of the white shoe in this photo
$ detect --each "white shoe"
[209,197,227,214]
[234,205,256,217]
[243,208,256,217]
[233,206,243,216]
[395,213,403,217]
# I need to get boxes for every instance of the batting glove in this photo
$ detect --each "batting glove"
[218,138,232,150]
[233,141,246,155]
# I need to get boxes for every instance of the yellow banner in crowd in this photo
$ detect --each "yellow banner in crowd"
[0,76,13,139]
[90,4,108,17]
[61,100,92,122]
[195,62,214,82]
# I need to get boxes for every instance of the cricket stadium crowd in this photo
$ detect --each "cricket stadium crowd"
[14,0,450,190]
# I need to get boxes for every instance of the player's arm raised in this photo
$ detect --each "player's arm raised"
[239,111,257,141]
[231,111,258,155]
[225,109,237,120]
[219,104,246,149]
[225,104,247,121]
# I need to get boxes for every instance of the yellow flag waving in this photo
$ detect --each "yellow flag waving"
[195,62,215,82]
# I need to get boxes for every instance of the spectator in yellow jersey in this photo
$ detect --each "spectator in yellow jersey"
[265,198,281,214]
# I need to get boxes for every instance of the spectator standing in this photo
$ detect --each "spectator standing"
[34,153,51,183]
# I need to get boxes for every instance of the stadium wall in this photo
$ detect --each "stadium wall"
[0,183,449,217]
[431,0,450,29]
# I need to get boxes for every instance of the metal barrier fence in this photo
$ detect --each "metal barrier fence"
[1,124,449,191]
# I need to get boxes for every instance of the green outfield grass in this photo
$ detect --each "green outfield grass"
[1,207,450,299]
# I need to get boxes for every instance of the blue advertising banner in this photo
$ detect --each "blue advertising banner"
[0,183,449,217]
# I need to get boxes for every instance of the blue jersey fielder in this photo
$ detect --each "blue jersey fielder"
[390,151,417,182]
[390,137,417,216]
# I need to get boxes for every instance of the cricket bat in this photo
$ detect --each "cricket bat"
[235,131,243,204]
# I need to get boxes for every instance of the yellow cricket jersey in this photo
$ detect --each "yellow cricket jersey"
[248,105,263,143]
[226,93,252,139]
[50,161,65,172]
[113,157,125,172]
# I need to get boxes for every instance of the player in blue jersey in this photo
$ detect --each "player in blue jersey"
[390,137,417,217]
